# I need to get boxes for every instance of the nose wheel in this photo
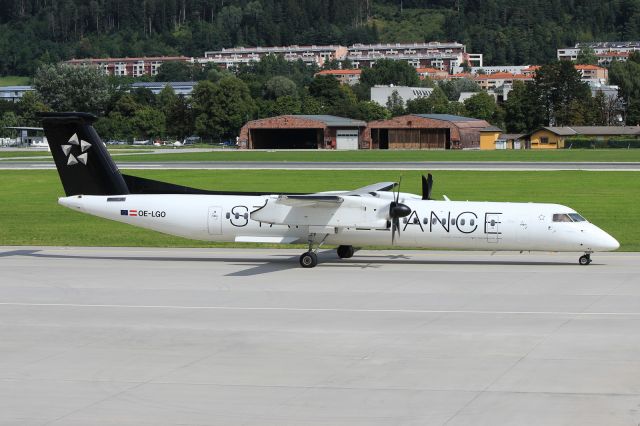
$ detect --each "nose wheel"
[579,253,592,265]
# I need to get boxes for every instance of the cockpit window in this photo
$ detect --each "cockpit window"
[568,213,586,222]
[553,213,573,222]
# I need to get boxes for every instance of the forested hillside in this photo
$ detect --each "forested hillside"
[2,0,640,75]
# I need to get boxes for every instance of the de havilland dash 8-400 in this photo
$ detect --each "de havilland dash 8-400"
[41,112,619,268]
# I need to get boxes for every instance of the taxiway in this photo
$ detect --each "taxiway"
[1,247,639,425]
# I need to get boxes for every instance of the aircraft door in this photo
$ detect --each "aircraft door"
[207,206,223,235]
[485,213,502,243]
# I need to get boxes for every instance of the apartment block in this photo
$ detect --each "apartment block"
[65,56,193,77]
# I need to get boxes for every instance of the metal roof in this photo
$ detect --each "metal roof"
[539,126,640,136]
[412,114,483,122]
[295,115,367,127]
[480,125,503,132]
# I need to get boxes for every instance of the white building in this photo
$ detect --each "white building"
[370,85,434,107]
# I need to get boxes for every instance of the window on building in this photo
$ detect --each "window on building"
[540,137,549,144]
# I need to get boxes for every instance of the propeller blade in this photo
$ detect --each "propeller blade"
[396,176,402,203]
[392,217,400,245]
[422,173,433,200]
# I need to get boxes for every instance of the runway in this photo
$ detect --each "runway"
[1,160,640,171]
[1,246,640,425]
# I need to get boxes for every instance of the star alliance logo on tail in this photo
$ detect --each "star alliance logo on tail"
[61,133,91,166]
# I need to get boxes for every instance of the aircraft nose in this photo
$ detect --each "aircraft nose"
[592,229,620,251]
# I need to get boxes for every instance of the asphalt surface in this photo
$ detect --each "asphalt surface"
[2,160,640,171]
[1,246,639,425]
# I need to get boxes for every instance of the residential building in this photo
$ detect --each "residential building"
[370,86,434,108]
[557,41,640,66]
[346,42,482,71]
[201,45,348,69]
[0,85,34,102]
[315,69,362,85]
[473,72,533,91]
[575,65,608,83]
[65,56,193,77]
[130,81,197,96]
[416,67,449,80]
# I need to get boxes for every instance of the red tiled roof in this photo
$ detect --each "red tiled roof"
[575,64,605,70]
[316,69,362,75]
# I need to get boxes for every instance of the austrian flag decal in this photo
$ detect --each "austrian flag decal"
[120,209,138,216]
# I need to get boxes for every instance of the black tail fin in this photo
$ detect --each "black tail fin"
[40,112,129,196]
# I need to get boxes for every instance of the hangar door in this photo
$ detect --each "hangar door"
[336,129,359,150]
[250,129,321,149]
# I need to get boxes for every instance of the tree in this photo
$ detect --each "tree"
[439,78,481,101]
[360,59,420,88]
[463,92,497,122]
[0,112,19,137]
[193,77,256,141]
[386,90,405,116]
[131,107,166,139]
[33,64,113,114]
[16,91,48,127]
[610,56,640,125]
[155,61,195,81]
[264,76,298,99]
[576,47,598,65]
[534,61,591,126]
[355,101,391,121]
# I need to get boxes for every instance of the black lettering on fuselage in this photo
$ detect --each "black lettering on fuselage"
[230,205,249,227]
[430,211,450,232]
[403,210,424,232]
[455,211,478,234]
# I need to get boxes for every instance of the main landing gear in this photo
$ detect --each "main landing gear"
[299,234,329,268]
[579,253,592,265]
[337,245,355,259]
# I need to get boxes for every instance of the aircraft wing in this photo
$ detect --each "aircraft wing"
[251,194,389,229]
[343,182,396,195]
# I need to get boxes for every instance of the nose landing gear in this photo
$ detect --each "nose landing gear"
[579,253,592,265]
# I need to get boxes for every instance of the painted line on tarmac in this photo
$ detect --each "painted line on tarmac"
[0,302,638,316]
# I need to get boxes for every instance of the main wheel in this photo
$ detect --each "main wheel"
[579,254,591,265]
[299,251,318,268]
[337,245,355,259]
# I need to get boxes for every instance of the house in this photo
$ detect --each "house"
[526,126,640,149]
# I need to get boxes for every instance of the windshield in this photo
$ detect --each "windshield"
[568,213,587,222]
[553,213,587,223]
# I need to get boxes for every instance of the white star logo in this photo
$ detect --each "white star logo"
[61,133,91,166]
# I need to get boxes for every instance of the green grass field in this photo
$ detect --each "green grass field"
[0,75,30,86]
[0,169,636,250]
[4,148,640,162]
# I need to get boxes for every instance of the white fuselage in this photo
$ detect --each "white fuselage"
[58,193,620,253]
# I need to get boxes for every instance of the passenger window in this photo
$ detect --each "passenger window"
[244,213,249,219]
[225,213,230,219]
[490,220,496,226]
[413,217,419,224]
[441,218,446,226]
[460,219,465,225]
[423,218,429,225]
[470,219,475,226]
[451,219,456,225]
[432,218,437,225]
[234,213,240,219]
